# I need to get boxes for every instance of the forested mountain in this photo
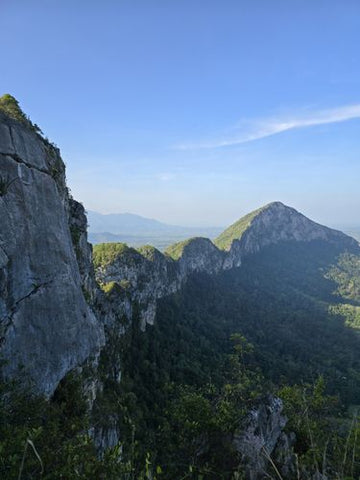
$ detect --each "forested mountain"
[1,96,360,479]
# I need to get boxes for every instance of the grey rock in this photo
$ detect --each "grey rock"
[311,473,328,480]
[0,115,104,396]
[273,431,297,479]
[233,396,293,480]
[96,245,180,327]
[93,419,120,452]
[178,237,225,275]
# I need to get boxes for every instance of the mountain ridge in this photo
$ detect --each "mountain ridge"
[94,202,359,327]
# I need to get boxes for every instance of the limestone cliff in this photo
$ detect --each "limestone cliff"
[94,238,228,327]
[0,111,104,396]
[93,202,358,328]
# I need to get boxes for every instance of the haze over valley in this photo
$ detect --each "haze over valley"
[1,2,360,479]
[87,210,223,249]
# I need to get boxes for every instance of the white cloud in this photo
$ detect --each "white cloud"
[176,104,360,150]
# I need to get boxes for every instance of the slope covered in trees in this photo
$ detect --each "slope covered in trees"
[99,238,360,478]
[3,237,360,478]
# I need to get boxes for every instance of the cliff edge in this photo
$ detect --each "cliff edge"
[0,97,104,396]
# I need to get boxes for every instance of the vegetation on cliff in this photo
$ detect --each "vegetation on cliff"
[0,374,127,479]
[0,94,29,123]
[0,94,43,134]
[93,242,138,268]
[164,237,199,260]
[214,205,267,250]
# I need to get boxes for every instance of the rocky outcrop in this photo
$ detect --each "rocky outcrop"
[0,112,104,396]
[177,237,226,275]
[95,238,228,327]
[233,396,296,480]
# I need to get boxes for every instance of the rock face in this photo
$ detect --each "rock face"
[233,396,296,480]
[0,112,104,396]
[94,238,228,327]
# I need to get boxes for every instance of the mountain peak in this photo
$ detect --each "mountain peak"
[213,203,275,250]
[263,200,285,208]
[214,202,358,252]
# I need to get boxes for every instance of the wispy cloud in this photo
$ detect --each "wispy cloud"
[176,104,360,150]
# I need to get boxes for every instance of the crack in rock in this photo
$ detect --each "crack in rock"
[0,152,50,177]
[0,279,54,341]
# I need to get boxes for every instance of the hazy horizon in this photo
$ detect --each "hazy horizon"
[1,1,359,227]
[86,204,360,229]
[87,207,360,231]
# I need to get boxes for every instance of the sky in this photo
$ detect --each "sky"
[1,0,360,227]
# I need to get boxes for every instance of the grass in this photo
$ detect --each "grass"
[93,242,134,268]
[214,205,268,250]
[100,280,131,295]
[0,94,60,154]
[164,238,199,260]
[0,94,43,135]
[136,245,160,261]
[0,94,29,124]
[93,242,169,271]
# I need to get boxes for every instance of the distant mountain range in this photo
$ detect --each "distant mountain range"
[87,210,360,249]
[87,210,223,249]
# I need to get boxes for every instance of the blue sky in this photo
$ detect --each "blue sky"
[1,0,360,227]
